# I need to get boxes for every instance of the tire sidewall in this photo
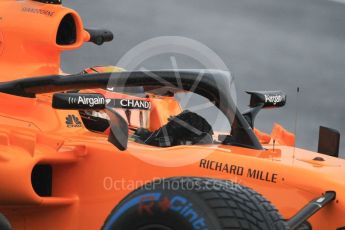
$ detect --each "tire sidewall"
[103,178,225,230]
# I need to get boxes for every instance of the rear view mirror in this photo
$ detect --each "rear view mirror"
[106,107,129,151]
[52,93,106,110]
[52,93,128,151]
[247,91,286,108]
[243,90,286,128]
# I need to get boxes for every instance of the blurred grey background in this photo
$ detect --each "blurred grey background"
[63,0,345,156]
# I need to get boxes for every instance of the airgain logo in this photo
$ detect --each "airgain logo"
[68,95,105,108]
[65,115,82,128]
[264,94,284,105]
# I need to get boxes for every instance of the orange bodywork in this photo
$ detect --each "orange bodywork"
[0,0,86,81]
[0,1,344,230]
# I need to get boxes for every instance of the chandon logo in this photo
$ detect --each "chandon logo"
[264,94,284,105]
[68,96,105,108]
[118,99,151,110]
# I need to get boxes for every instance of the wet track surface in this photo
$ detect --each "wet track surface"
[63,0,345,157]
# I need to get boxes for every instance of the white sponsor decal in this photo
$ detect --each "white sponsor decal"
[264,94,284,105]
[120,99,151,109]
[68,96,105,107]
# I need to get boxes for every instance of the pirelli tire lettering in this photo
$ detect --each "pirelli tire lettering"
[199,159,278,183]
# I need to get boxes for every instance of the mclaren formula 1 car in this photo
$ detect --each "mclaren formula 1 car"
[0,0,344,229]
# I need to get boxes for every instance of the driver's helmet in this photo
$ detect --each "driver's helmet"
[79,66,151,133]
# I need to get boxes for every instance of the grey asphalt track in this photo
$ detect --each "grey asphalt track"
[63,0,345,156]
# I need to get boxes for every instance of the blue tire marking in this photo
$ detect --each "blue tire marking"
[103,192,161,230]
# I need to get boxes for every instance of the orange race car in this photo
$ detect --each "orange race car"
[0,0,344,230]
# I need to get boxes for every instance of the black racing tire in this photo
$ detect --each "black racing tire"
[102,177,289,230]
[0,213,11,230]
